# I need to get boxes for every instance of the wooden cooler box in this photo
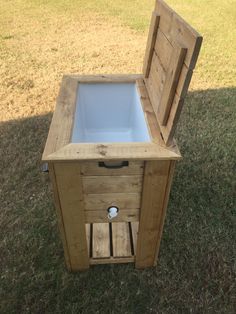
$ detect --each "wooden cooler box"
[42,0,202,271]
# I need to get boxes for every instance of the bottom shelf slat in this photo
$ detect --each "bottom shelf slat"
[85,221,139,265]
[92,223,110,258]
[112,222,132,257]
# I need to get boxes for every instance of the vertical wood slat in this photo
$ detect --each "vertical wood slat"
[158,44,187,125]
[143,12,160,78]
[48,163,71,270]
[112,223,132,257]
[135,161,171,268]
[92,223,110,258]
[86,224,91,257]
[131,222,139,255]
[154,161,176,265]
[54,163,89,271]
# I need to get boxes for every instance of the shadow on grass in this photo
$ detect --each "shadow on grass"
[0,88,235,313]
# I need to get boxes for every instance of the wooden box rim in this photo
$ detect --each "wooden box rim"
[42,74,181,162]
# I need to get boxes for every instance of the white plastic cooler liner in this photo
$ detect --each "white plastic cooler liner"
[71,83,150,143]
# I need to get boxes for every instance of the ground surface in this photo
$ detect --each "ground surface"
[0,0,236,313]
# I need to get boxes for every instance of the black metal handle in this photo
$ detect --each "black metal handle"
[98,161,129,169]
[41,163,49,173]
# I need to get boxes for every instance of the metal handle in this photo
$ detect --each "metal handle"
[41,163,49,173]
[98,161,129,169]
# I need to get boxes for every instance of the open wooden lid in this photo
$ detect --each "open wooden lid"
[143,0,202,145]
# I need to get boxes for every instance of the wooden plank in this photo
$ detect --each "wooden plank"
[159,94,184,145]
[143,12,160,77]
[135,160,170,268]
[144,51,167,119]
[154,29,173,72]
[155,0,202,70]
[85,209,139,223]
[136,79,162,144]
[158,44,187,125]
[71,74,143,83]
[90,256,134,265]
[92,223,110,258]
[112,222,132,257]
[80,161,144,176]
[131,222,139,255]
[48,163,71,270]
[84,193,141,210]
[45,142,181,161]
[42,76,77,161]
[54,163,89,271]
[85,224,91,257]
[82,175,143,194]
[154,161,176,265]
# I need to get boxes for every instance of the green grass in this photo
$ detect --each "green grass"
[1,0,236,313]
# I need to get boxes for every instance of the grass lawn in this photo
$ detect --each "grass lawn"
[0,0,235,313]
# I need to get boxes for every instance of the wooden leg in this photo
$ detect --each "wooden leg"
[154,160,176,265]
[53,162,89,271]
[135,160,175,268]
[48,163,71,270]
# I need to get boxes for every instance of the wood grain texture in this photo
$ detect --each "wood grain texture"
[46,142,181,161]
[84,193,141,210]
[85,209,139,223]
[70,74,143,83]
[85,224,91,257]
[54,163,89,271]
[158,44,187,125]
[154,160,176,265]
[141,0,202,145]
[90,256,134,265]
[42,76,77,161]
[92,223,110,258]
[131,222,139,255]
[48,163,71,270]
[155,0,202,70]
[112,223,132,257]
[143,12,160,77]
[82,175,143,194]
[80,161,144,176]
[135,160,170,268]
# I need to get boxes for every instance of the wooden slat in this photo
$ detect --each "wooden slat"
[82,175,143,194]
[149,52,166,100]
[85,209,139,223]
[154,29,173,71]
[136,79,162,144]
[158,44,187,125]
[135,160,170,268]
[42,76,77,160]
[85,224,91,257]
[112,222,132,257]
[71,74,143,83]
[48,163,71,270]
[54,163,89,271]
[80,161,144,176]
[131,222,139,255]
[92,223,110,258]
[90,256,134,265]
[46,142,181,161]
[84,193,141,210]
[154,161,176,265]
[143,12,160,77]
[159,93,184,145]
[155,0,202,70]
